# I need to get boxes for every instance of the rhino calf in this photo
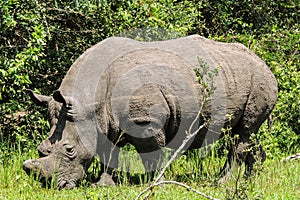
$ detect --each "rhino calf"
[23,35,277,189]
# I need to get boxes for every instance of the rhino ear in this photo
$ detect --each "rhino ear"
[53,90,73,109]
[26,89,51,106]
[53,90,66,104]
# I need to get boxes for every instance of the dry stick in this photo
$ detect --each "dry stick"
[140,180,220,200]
[154,123,205,184]
[136,66,220,199]
[135,103,219,200]
[135,123,218,200]
[135,124,215,200]
[154,101,205,184]
[282,153,300,162]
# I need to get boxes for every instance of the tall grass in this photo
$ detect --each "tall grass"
[1,140,300,199]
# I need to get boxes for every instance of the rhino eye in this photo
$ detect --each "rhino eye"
[64,144,75,157]
[66,146,74,153]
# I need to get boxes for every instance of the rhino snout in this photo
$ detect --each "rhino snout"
[23,159,31,174]
[23,158,55,179]
[23,159,40,175]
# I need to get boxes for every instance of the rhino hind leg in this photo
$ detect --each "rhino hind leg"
[219,91,273,182]
[219,136,266,183]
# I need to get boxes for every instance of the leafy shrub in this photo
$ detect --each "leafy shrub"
[0,0,199,149]
[0,0,299,155]
[197,0,300,36]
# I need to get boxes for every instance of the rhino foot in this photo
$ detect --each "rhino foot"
[92,172,116,187]
[218,172,231,184]
[58,180,77,190]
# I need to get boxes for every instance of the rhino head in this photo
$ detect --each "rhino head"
[23,90,94,189]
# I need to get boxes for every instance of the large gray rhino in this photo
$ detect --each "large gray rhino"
[23,35,278,189]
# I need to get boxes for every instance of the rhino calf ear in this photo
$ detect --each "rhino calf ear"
[26,89,51,106]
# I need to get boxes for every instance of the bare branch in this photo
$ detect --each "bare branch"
[188,110,201,135]
[154,122,208,185]
[282,153,300,162]
[136,59,219,200]
[52,28,98,33]
[136,180,220,200]
[188,99,206,137]
[136,118,209,200]
[0,45,27,49]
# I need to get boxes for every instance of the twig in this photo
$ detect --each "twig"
[41,9,51,40]
[136,180,220,200]
[136,101,218,200]
[154,123,207,184]
[282,153,300,162]
[188,109,202,135]
[154,101,206,184]
[52,28,97,33]
[136,61,219,199]
[0,45,27,49]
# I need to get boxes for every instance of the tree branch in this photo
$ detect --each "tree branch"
[135,101,218,200]
[136,180,220,200]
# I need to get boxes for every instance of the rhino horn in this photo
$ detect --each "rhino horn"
[26,89,51,106]
[38,139,53,157]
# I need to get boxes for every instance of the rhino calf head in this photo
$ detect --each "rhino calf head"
[23,90,93,189]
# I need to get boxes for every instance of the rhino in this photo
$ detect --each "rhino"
[23,35,278,189]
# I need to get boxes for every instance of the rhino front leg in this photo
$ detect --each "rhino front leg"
[93,141,120,187]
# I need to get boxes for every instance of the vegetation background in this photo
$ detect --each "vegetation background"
[0,0,299,199]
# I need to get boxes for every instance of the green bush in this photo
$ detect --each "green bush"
[197,0,299,36]
[0,0,299,155]
[0,0,199,149]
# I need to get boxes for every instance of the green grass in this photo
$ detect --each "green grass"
[1,145,300,200]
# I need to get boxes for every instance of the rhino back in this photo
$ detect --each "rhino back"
[56,35,277,146]
[194,36,277,127]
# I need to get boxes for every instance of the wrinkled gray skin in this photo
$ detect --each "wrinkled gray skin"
[23,35,278,189]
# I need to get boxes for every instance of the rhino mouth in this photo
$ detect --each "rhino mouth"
[23,159,50,182]
[23,159,77,189]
